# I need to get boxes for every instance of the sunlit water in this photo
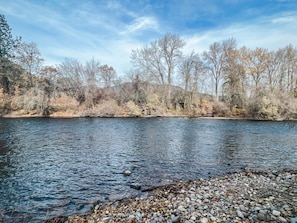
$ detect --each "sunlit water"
[0,118,296,222]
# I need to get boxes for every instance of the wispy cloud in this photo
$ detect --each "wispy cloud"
[1,0,297,77]
[121,16,159,35]
[183,10,297,55]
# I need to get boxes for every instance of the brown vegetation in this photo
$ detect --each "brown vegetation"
[1,14,297,120]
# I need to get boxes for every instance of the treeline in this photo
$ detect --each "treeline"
[1,14,297,119]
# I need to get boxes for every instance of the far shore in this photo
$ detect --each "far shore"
[2,113,296,121]
[0,111,279,121]
[0,114,256,120]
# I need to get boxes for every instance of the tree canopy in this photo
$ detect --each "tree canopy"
[0,14,20,59]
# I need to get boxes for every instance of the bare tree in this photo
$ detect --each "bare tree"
[265,50,283,94]
[84,58,101,107]
[203,41,225,101]
[160,33,185,104]
[131,33,185,105]
[280,45,297,94]
[179,51,205,109]
[131,41,166,91]
[99,64,117,88]
[222,39,246,110]
[13,42,44,87]
[240,47,268,97]
[56,58,85,102]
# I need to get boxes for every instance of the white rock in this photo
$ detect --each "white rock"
[124,170,131,176]
[272,210,281,216]
[190,215,197,221]
[200,217,208,223]
[278,216,287,222]
[210,216,216,221]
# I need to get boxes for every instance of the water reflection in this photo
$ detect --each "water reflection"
[0,118,296,222]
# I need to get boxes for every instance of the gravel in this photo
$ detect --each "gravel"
[46,170,297,223]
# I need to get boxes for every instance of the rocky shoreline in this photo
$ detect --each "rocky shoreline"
[44,169,297,223]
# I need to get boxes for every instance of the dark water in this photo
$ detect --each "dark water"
[0,118,296,222]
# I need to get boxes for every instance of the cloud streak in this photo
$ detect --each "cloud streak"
[183,10,297,54]
[121,16,159,35]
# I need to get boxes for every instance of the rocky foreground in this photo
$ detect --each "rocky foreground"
[49,170,297,223]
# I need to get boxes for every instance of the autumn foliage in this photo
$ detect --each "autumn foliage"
[1,14,297,120]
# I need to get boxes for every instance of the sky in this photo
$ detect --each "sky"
[1,0,297,77]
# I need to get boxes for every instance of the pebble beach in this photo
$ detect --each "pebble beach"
[46,170,297,223]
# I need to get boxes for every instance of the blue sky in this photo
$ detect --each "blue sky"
[1,0,297,76]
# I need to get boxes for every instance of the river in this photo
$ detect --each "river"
[0,118,296,222]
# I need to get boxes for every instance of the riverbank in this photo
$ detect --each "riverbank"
[46,170,297,223]
[2,111,294,121]
[0,110,252,120]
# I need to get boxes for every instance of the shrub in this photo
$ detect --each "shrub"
[212,101,230,117]
[246,96,281,120]
[49,93,79,112]
[95,100,123,117]
[125,100,141,117]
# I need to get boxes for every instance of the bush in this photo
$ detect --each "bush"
[125,100,142,117]
[95,100,123,117]
[246,96,281,120]
[49,93,79,112]
[212,101,230,117]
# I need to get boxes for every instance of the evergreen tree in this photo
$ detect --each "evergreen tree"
[0,14,21,58]
[0,14,21,93]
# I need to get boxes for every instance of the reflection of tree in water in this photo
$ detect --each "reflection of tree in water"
[0,138,14,178]
[222,134,240,160]
[217,124,248,173]
[0,119,24,176]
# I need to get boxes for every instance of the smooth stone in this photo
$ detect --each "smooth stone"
[283,205,291,211]
[237,210,244,218]
[101,217,111,222]
[239,205,248,212]
[200,217,208,223]
[278,216,287,222]
[171,215,181,223]
[210,216,216,221]
[128,215,135,219]
[124,170,131,176]
[272,210,281,216]
[190,216,197,221]
[257,213,267,221]
[130,183,141,190]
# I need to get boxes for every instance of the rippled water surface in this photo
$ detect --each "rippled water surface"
[0,118,296,222]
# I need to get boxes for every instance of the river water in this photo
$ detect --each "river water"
[0,118,296,222]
